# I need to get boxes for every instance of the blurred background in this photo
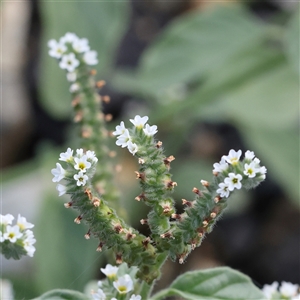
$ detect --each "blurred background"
[1,0,299,299]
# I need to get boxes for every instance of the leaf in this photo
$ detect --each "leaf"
[242,126,299,204]
[284,6,300,74]
[32,289,89,300]
[150,267,264,300]
[34,194,101,294]
[39,1,129,118]
[135,4,266,95]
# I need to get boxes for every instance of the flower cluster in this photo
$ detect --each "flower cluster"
[262,281,300,299]
[51,148,98,196]
[48,32,98,93]
[113,115,157,155]
[214,149,267,198]
[91,264,141,300]
[0,214,36,258]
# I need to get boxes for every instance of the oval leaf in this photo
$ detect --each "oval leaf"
[150,267,264,300]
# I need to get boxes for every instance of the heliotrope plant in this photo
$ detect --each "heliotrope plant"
[0,213,36,259]
[4,32,299,300]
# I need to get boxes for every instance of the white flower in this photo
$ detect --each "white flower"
[48,39,67,58]
[56,184,67,196]
[0,232,4,242]
[253,157,260,165]
[74,171,88,186]
[91,288,106,300]
[224,173,243,191]
[245,150,255,160]
[100,264,118,279]
[59,148,74,162]
[127,141,138,156]
[143,124,157,136]
[69,83,80,93]
[279,281,299,297]
[23,230,36,257]
[51,163,66,182]
[130,115,148,128]
[66,72,77,82]
[83,50,98,65]
[113,121,127,136]
[74,155,91,172]
[262,282,278,299]
[17,214,34,231]
[0,214,14,225]
[59,32,79,44]
[130,295,141,300]
[59,53,80,72]
[224,149,242,165]
[217,182,230,198]
[213,156,228,173]
[76,148,84,157]
[113,274,133,294]
[116,130,131,148]
[72,38,90,53]
[3,225,22,243]
[86,150,98,163]
[243,162,258,178]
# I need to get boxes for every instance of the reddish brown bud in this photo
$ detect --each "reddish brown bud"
[101,95,110,103]
[114,224,123,234]
[213,171,219,176]
[74,112,83,123]
[96,242,104,252]
[90,69,97,76]
[160,232,173,239]
[64,201,73,208]
[74,215,82,224]
[142,237,151,248]
[200,180,209,187]
[116,253,123,264]
[138,158,145,164]
[165,180,177,189]
[84,230,91,239]
[92,197,101,207]
[140,219,148,225]
[104,114,113,122]
[84,188,93,200]
[182,199,192,207]
[126,232,136,241]
[135,193,145,202]
[192,187,202,195]
[135,171,145,181]
[202,220,208,227]
[71,96,81,107]
[163,205,171,214]
[82,127,92,138]
[210,212,217,219]
[96,80,106,88]
[164,155,175,169]
[214,196,221,203]
[171,214,182,220]
[156,141,163,148]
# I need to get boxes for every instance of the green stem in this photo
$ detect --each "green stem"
[138,251,168,299]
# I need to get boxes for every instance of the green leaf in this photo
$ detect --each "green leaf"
[150,267,264,300]
[33,289,89,300]
[242,126,299,204]
[39,1,129,118]
[135,4,266,95]
[284,6,300,74]
[209,62,299,130]
[34,194,101,294]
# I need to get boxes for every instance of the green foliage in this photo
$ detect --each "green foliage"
[32,289,89,300]
[149,267,265,300]
[112,4,299,203]
[39,1,129,118]
[34,193,100,294]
